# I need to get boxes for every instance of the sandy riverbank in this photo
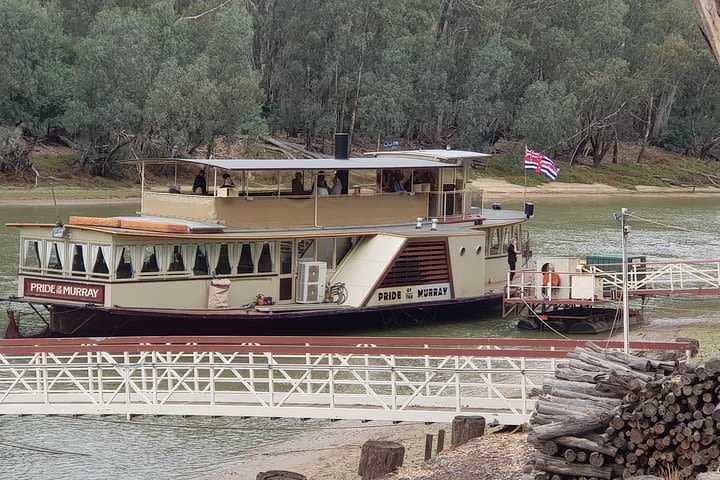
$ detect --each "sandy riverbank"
[472,178,720,201]
[214,420,452,480]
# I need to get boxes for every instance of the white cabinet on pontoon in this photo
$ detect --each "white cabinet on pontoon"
[297,261,327,303]
[534,257,582,300]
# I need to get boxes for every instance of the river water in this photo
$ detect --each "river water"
[0,197,719,479]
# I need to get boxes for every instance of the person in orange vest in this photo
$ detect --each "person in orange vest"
[542,264,561,299]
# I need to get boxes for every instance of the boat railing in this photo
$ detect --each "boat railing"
[506,259,720,302]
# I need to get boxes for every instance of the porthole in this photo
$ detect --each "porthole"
[460,247,466,256]
[476,245,482,255]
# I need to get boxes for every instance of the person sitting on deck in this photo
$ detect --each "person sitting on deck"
[192,169,207,195]
[330,175,343,195]
[291,172,306,195]
[314,172,329,196]
[220,173,235,188]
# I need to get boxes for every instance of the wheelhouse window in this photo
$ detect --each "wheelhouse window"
[115,246,135,279]
[167,245,187,273]
[215,244,233,275]
[192,244,210,276]
[487,228,501,256]
[140,245,161,274]
[257,241,275,273]
[70,244,88,275]
[23,239,42,270]
[91,245,110,277]
[237,243,254,274]
[46,241,65,271]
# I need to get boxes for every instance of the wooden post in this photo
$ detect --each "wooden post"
[451,415,486,447]
[437,429,445,453]
[256,471,307,480]
[358,440,405,480]
[424,434,433,461]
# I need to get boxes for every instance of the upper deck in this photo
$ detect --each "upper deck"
[128,151,490,229]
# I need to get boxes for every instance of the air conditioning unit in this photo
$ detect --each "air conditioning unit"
[297,261,327,303]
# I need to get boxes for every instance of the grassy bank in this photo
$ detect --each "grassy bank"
[479,144,720,189]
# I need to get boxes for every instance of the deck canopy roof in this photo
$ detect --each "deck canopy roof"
[121,156,460,171]
[364,149,491,165]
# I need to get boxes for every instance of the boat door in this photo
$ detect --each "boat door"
[279,240,294,302]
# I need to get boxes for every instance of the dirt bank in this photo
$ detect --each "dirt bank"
[472,178,720,201]
[215,421,451,480]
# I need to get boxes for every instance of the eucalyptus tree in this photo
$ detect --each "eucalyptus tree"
[64,0,263,175]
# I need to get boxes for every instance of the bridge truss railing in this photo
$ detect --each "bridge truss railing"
[0,337,695,424]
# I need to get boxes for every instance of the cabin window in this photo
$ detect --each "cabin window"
[280,241,292,275]
[335,237,355,266]
[316,238,334,268]
[46,241,65,271]
[487,228,501,256]
[237,243,254,274]
[257,241,275,273]
[167,245,186,273]
[91,245,110,276]
[140,245,161,274]
[215,244,232,276]
[115,246,134,279]
[298,239,315,261]
[23,240,42,269]
[192,244,210,276]
[70,244,88,275]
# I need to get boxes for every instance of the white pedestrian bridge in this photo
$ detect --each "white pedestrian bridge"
[0,336,693,425]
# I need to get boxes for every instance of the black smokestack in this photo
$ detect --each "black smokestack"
[335,133,349,194]
[334,133,349,159]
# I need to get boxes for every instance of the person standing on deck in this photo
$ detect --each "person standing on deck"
[508,238,518,281]
[193,169,207,195]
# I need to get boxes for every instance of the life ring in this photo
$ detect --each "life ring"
[543,272,561,287]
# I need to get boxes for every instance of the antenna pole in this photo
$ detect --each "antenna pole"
[620,208,630,353]
[50,184,59,224]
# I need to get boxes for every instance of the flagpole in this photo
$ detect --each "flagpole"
[523,160,527,206]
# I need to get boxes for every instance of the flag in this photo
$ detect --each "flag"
[524,147,560,181]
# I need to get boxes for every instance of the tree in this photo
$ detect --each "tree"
[515,81,577,152]
[64,0,263,175]
[0,0,75,133]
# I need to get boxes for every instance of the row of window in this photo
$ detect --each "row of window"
[21,237,357,280]
[486,225,522,257]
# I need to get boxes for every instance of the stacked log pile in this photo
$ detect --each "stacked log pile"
[523,343,720,479]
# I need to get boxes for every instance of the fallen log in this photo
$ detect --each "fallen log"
[530,452,612,479]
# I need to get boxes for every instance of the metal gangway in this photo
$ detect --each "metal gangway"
[504,259,720,317]
[0,336,693,425]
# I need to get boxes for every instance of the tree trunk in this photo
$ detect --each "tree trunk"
[358,440,405,480]
[652,82,678,139]
[451,415,486,446]
[637,96,653,163]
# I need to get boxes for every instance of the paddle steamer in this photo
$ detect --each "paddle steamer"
[3,136,530,336]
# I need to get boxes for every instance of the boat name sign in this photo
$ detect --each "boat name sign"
[369,282,451,306]
[24,278,105,303]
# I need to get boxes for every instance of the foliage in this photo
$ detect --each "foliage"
[2,0,720,177]
[0,0,75,132]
